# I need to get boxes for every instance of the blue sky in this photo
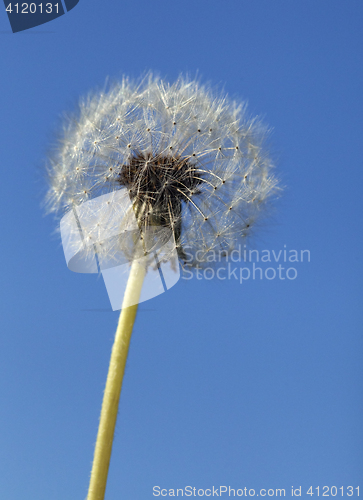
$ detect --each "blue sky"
[0,1,362,499]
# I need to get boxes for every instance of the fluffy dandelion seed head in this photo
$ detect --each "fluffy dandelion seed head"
[45,73,280,267]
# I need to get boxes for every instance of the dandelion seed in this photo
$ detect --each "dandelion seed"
[46,73,279,268]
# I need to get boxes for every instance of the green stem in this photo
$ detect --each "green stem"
[87,259,146,500]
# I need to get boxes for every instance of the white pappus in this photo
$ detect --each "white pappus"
[45,73,280,269]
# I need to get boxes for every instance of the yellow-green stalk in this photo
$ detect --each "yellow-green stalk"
[87,259,146,500]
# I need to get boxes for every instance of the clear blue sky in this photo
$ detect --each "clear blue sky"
[0,1,362,499]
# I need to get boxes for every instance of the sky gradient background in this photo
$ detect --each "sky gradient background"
[0,1,362,499]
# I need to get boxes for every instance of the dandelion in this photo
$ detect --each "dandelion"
[45,73,279,500]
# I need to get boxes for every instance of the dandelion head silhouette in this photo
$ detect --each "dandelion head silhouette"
[46,73,279,275]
